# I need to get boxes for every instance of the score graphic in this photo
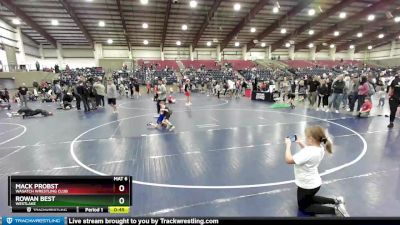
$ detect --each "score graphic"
[8,176,132,213]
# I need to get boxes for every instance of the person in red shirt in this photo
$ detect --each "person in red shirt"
[358,97,372,118]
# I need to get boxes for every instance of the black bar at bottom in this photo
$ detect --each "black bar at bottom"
[12,206,77,213]
[66,218,400,225]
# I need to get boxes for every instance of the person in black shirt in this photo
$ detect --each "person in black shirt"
[317,79,329,111]
[327,75,345,113]
[75,82,90,112]
[308,76,320,108]
[388,74,400,128]
[18,108,53,119]
[129,80,134,98]
[62,92,73,109]
[18,83,28,108]
[134,80,140,99]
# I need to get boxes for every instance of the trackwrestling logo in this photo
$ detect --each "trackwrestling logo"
[2,217,64,225]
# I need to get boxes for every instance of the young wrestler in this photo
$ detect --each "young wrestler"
[7,108,53,119]
[147,101,175,131]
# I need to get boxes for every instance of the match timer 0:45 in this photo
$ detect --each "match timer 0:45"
[8,176,132,213]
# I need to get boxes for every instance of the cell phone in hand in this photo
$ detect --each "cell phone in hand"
[287,135,297,142]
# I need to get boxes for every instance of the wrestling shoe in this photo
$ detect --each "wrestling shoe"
[335,203,350,217]
[334,196,345,205]
[169,126,175,132]
[388,123,394,128]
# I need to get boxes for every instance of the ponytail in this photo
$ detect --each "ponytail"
[323,138,333,154]
[305,126,333,154]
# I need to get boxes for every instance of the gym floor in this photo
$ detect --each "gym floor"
[0,93,399,216]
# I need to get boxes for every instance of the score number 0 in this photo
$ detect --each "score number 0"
[118,184,125,205]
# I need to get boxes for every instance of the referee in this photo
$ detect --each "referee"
[388,74,400,128]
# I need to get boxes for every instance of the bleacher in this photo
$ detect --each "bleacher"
[294,68,332,76]
[222,60,256,71]
[137,59,179,71]
[282,60,315,69]
[185,69,235,83]
[153,70,177,84]
[239,69,273,81]
[132,69,177,85]
[181,60,219,70]
[282,60,365,69]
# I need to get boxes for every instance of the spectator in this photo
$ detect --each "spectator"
[18,83,28,107]
[75,81,90,112]
[107,80,118,113]
[308,76,320,108]
[358,97,372,118]
[157,79,167,113]
[35,61,40,71]
[357,76,369,112]
[327,75,345,113]
[93,80,106,107]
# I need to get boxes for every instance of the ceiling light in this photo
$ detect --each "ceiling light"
[395,17,400,23]
[367,14,375,21]
[140,0,148,5]
[206,41,212,47]
[357,32,363,38]
[51,19,58,26]
[334,31,340,36]
[182,24,188,30]
[378,33,384,39]
[234,42,240,47]
[86,0,93,2]
[280,28,287,34]
[339,12,346,19]
[308,30,314,35]
[142,23,148,29]
[368,45,373,50]
[189,0,197,8]
[176,41,181,46]
[250,27,256,33]
[273,7,279,13]
[234,3,241,11]
[349,45,354,49]
[98,21,105,27]
[213,38,218,43]
[308,9,316,16]
[308,43,314,48]
[330,44,335,49]
[12,18,21,25]
[285,43,291,48]
[107,39,113,44]
[261,42,266,47]
[143,40,148,45]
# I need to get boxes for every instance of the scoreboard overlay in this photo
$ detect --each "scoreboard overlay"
[8,176,132,213]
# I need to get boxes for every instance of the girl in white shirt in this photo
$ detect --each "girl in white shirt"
[284,125,347,216]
